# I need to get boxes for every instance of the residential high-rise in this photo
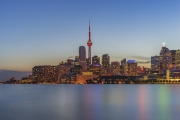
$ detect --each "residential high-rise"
[127,60,137,76]
[151,56,160,72]
[102,54,110,75]
[111,61,120,75]
[87,21,92,64]
[33,65,58,82]
[79,46,86,71]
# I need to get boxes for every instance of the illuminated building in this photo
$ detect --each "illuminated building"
[74,56,80,65]
[102,54,110,75]
[151,56,160,72]
[170,50,176,64]
[121,59,127,75]
[87,21,92,64]
[92,55,100,65]
[111,61,120,75]
[90,55,101,75]
[79,46,86,71]
[57,61,66,82]
[32,65,58,82]
[175,50,180,68]
[159,43,172,73]
[127,60,137,76]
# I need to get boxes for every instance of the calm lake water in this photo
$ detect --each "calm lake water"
[0,85,180,120]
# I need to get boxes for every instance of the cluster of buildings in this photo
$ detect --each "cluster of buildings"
[3,23,180,84]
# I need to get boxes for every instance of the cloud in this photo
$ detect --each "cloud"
[131,55,150,60]
[136,61,150,64]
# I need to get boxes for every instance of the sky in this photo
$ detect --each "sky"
[1,0,180,80]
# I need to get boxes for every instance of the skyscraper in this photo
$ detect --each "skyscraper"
[121,59,126,75]
[159,43,172,73]
[79,46,86,71]
[102,54,110,75]
[127,60,137,76]
[151,56,160,72]
[92,55,100,65]
[87,21,92,64]
[111,61,120,75]
[170,50,176,64]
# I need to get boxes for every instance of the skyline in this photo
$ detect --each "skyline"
[1,0,180,80]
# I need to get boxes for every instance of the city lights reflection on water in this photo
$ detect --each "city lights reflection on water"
[0,85,180,120]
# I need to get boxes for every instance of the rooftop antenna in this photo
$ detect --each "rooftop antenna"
[162,42,165,47]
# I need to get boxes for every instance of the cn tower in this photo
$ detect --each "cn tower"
[87,21,92,64]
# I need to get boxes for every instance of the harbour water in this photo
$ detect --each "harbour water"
[0,84,180,120]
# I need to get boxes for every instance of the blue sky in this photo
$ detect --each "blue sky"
[1,0,180,77]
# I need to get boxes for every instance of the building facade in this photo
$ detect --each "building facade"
[159,46,172,73]
[111,61,120,75]
[151,56,160,72]
[32,65,58,83]
[127,60,137,76]
[175,50,180,68]
[79,46,86,71]
[102,54,110,75]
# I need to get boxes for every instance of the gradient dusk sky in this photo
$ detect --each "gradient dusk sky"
[1,0,180,79]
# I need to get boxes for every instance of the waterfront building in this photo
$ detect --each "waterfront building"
[127,60,137,76]
[32,65,58,82]
[111,61,120,75]
[151,56,160,72]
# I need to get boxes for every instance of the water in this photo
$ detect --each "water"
[0,85,180,120]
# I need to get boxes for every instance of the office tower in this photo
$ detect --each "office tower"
[121,58,126,75]
[79,46,86,71]
[151,56,160,72]
[102,54,110,75]
[32,65,58,82]
[111,61,120,75]
[92,55,100,65]
[170,50,176,64]
[87,21,92,64]
[127,60,137,76]
[175,50,180,69]
[159,43,172,73]
[90,55,101,75]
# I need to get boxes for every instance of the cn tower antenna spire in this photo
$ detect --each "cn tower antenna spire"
[89,20,91,40]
